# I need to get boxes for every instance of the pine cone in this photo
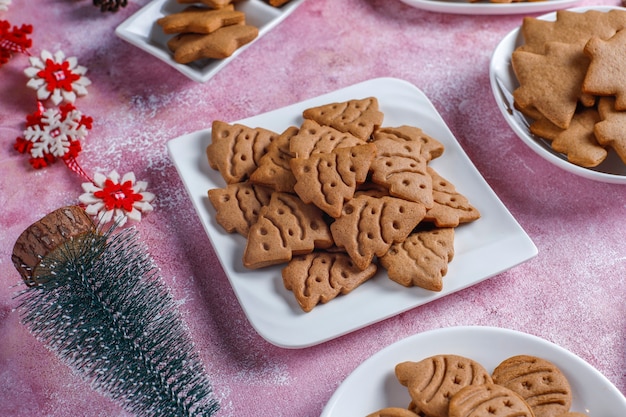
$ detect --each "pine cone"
[93,0,128,12]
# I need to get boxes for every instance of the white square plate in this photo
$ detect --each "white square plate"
[489,6,626,184]
[115,0,304,83]
[167,77,538,348]
[321,326,626,416]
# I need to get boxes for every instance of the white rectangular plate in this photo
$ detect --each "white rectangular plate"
[167,77,538,348]
[115,0,304,83]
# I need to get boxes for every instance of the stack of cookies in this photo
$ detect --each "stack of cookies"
[205,96,480,312]
[369,354,584,417]
[512,9,626,168]
[156,1,258,64]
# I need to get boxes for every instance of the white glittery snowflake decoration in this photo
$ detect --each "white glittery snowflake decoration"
[24,50,91,105]
[24,105,89,158]
[0,0,11,12]
[14,103,92,168]
[80,170,155,226]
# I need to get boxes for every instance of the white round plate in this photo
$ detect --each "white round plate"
[399,0,579,15]
[320,326,626,417]
[489,6,626,184]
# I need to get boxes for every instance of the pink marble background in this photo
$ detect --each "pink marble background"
[1,0,626,416]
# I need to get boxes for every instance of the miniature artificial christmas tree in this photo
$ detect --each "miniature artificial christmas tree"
[11,206,219,417]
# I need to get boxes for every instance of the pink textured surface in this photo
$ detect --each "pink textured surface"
[1,0,625,416]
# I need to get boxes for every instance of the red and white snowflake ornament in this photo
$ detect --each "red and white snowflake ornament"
[24,50,91,105]
[0,19,33,66]
[79,170,155,226]
[14,102,93,169]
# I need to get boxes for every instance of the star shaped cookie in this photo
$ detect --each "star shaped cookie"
[594,97,626,164]
[519,10,626,54]
[583,29,626,110]
[530,108,607,168]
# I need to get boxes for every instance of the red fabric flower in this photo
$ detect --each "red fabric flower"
[24,50,91,105]
[80,171,155,226]
[94,178,143,212]
[37,59,81,94]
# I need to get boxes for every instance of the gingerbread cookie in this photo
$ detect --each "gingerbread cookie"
[289,119,364,158]
[243,192,333,269]
[206,120,278,184]
[519,9,626,54]
[530,108,607,167]
[207,182,273,236]
[167,24,258,63]
[177,0,234,8]
[282,251,377,312]
[583,28,626,110]
[594,96,626,164]
[379,227,454,292]
[302,97,384,140]
[492,355,572,417]
[249,126,299,193]
[157,5,243,35]
[290,143,377,218]
[448,383,534,417]
[330,194,426,271]
[366,408,422,417]
[424,167,480,228]
[369,130,433,208]
[395,355,492,417]
[512,41,591,130]
[373,125,444,161]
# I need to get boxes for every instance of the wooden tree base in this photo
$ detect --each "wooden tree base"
[12,206,96,286]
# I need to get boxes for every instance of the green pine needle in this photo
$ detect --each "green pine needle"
[16,227,219,417]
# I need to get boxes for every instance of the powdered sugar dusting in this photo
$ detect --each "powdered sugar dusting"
[2,0,626,416]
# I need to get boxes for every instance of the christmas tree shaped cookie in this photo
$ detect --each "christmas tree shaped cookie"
[379,227,455,292]
[206,120,278,184]
[249,126,299,193]
[373,125,444,161]
[282,251,377,312]
[290,143,377,218]
[330,193,426,271]
[369,130,434,208]
[208,182,273,237]
[302,97,384,140]
[289,119,364,158]
[512,41,590,129]
[424,167,480,228]
[243,192,333,269]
